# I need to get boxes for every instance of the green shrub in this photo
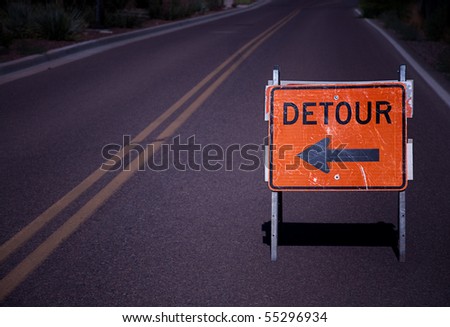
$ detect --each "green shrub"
[205,0,222,11]
[81,5,97,27]
[380,10,419,41]
[105,0,130,12]
[5,2,35,38]
[34,4,86,41]
[424,3,449,41]
[136,0,151,9]
[163,0,188,20]
[148,0,164,18]
[359,0,417,19]
[360,0,449,42]
[188,0,206,14]
[0,19,14,49]
[105,11,143,28]
[147,0,208,20]
[234,0,255,5]
[437,47,450,75]
[359,0,391,18]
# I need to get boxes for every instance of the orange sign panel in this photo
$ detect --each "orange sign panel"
[268,83,407,191]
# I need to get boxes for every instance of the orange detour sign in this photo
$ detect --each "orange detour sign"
[268,83,407,191]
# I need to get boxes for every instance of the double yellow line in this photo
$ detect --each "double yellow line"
[0,9,299,301]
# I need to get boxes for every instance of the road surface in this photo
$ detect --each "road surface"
[1,0,449,306]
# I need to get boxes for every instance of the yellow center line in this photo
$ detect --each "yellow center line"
[0,10,297,266]
[0,9,299,302]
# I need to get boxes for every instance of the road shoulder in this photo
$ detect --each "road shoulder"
[0,0,270,82]
[355,8,450,107]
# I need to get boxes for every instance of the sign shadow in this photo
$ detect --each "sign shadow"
[262,221,400,258]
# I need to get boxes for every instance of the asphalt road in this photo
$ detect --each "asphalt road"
[1,0,450,306]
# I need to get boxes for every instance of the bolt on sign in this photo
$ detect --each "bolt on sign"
[267,83,408,191]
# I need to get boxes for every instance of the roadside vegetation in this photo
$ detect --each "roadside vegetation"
[233,0,254,4]
[359,0,450,76]
[0,0,229,58]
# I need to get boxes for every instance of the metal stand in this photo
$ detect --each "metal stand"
[271,191,282,261]
[268,65,411,262]
[398,191,406,262]
[398,64,407,262]
[270,65,282,261]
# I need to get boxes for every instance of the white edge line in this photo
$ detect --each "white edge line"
[355,8,450,108]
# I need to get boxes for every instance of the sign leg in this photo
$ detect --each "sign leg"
[270,65,281,261]
[398,64,407,262]
[398,191,406,262]
[271,191,282,261]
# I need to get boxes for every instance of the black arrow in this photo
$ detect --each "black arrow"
[297,137,379,173]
